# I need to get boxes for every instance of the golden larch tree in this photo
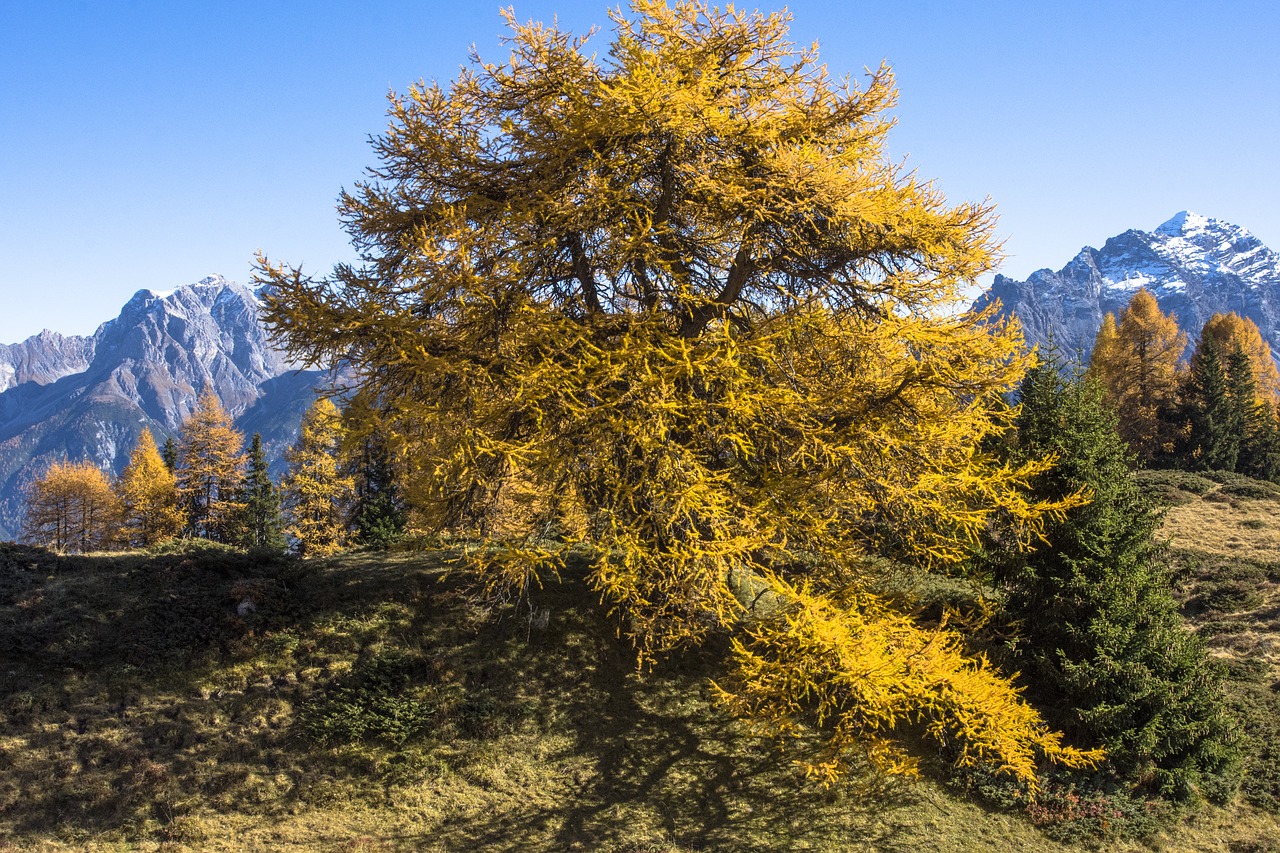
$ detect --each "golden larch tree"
[1087,289,1186,461]
[1198,312,1280,405]
[115,428,184,547]
[22,460,120,554]
[177,389,247,541]
[281,397,353,558]
[257,1,1098,784]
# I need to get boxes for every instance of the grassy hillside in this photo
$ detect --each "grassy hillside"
[2,509,1280,850]
[1141,469,1280,815]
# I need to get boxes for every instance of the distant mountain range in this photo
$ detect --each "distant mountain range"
[7,214,1278,540]
[973,211,1280,365]
[0,276,326,540]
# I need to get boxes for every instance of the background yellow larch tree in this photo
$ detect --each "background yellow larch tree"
[1087,289,1186,461]
[257,0,1097,784]
[1198,312,1280,405]
[115,428,184,547]
[177,389,247,541]
[22,460,120,554]
[281,398,353,558]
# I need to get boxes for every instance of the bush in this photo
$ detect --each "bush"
[297,649,434,747]
[1228,679,1280,810]
[1221,481,1280,500]
[1027,783,1171,844]
[1136,469,1218,496]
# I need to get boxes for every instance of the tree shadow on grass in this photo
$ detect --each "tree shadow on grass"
[405,571,929,852]
[0,546,929,850]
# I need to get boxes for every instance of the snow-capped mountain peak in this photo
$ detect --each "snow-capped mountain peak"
[0,276,325,539]
[973,213,1280,366]
[1155,210,1210,237]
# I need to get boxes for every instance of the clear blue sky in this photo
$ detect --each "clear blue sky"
[2,1,1277,343]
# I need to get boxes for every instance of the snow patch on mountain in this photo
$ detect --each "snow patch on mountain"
[973,213,1280,366]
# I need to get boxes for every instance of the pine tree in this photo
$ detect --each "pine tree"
[22,460,120,554]
[348,431,406,548]
[176,389,247,541]
[997,361,1239,800]
[115,428,184,547]
[161,436,179,473]
[1185,336,1240,471]
[236,433,284,550]
[1087,290,1187,463]
[281,398,353,558]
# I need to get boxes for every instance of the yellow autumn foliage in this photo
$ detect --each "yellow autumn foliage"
[1088,290,1187,461]
[116,428,184,547]
[23,459,120,554]
[257,1,1097,786]
[1197,311,1280,405]
[281,398,354,558]
[177,390,247,541]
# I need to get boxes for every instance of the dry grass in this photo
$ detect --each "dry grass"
[1140,470,1280,815]
[1150,471,1280,678]
[2,540,1279,851]
[1162,489,1280,565]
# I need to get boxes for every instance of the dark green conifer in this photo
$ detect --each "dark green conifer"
[1186,336,1239,471]
[237,433,284,550]
[348,432,405,548]
[161,436,179,473]
[1226,346,1280,480]
[996,362,1238,800]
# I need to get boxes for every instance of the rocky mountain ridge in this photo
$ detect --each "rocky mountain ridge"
[973,211,1280,364]
[0,276,325,540]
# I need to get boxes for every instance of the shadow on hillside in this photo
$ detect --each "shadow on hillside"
[1,546,927,848]
[397,573,926,852]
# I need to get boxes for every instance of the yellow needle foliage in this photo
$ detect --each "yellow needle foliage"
[257,1,1096,785]
[177,390,248,541]
[1089,290,1187,461]
[115,428,184,547]
[281,398,354,558]
[22,460,120,554]
[1197,311,1280,405]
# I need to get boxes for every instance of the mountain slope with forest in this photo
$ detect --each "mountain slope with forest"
[0,276,324,539]
[974,212,1280,363]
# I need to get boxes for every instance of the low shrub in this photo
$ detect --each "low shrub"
[297,649,435,747]
[1228,679,1280,810]
[1190,580,1264,614]
[1136,469,1217,496]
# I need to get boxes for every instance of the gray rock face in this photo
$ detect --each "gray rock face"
[973,212,1280,365]
[0,275,326,540]
[0,330,95,392]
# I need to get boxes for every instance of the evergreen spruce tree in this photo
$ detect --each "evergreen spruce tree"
[161,436,179,473]
[1224,345,1280,480]
[1185,336,1240,471]
[1242,404,1280,482]
[348,431,406,548]
[997,362,1239,800]
[236,433,285,550]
